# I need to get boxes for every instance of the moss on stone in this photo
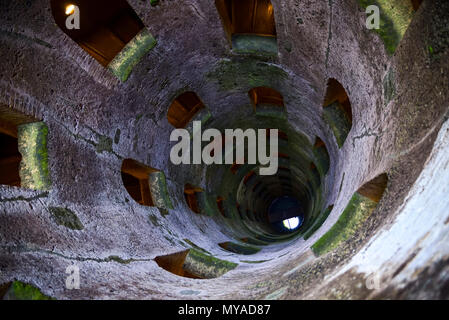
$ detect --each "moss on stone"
[303,205,333,240]
[264,286,288,300]
[357,0,414,55]
[114,129,121,144]
[17,122,51,190]
[383,67,396,105]
[255,103,287,120]
[313,145,330,176]
[219,241,260,255]
[149,171,173,209]
[159,207,169,217]
[240,259,270,264]
[183,239,211,255]
[2,281,54,300]
[206,58,288,92]
[322,102,351,148]
[183,248,238,279]
[106,255,132,264]
[48,207,84,230]
[311,192,377,256]
[108,29,157,82]
[95,135,113,153]
[197,192,220,217]
[231,34,278,57]
[148,214,160,227]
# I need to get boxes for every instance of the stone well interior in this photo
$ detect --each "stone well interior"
[0,0,448,299]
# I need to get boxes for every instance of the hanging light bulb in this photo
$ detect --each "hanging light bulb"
[267,3,273,16]
[65,4,76,15]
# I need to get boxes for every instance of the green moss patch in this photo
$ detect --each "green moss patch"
[311,193,377,256]
[358,0,414,55]
[255,103,287,120]
[149,171,173,209]
[108,29,157,82]
[313,145,330,175]
[48,207,84,230]
[184,239,212,255]
[95,135,113,153]
[240,259,270,264]
[148,214,160,227]
[183,248,238,279]
[18,122,51,190]
[219,241,260,255]
[383,67,396,105]
[206,58,288,92]
[2,281,54,300]
[322,102,352,148]
[197,192,220,217]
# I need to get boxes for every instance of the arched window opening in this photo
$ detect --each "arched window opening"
[357,173,388,203]
[51,0,155,81]
[411,0,423,11]
[310,163,321,186]
[0,105,50,189]
[230,162,242,174]
[278,130,288,141]
[279,167,291,174]
[322,79,353,148]
[266,128,288,142]
[184,183,203,214]
[313,137,330,175]
[215,0,277,54]
[51,0,144,66]
[218,241,260,255]
[252,181,262,193]
[216,196,226,216]
[154,250,202,279]
[249,87,284,109]
[0,130,21,187]
[277,152,290,159]
[323,79,352,121]
[236,203,244,219]
[314,137,325,148]
[249,87,286,118]
[121,159,158,206]
[167,92,205,128]
[243,171,256,185]
[155,248,237,279]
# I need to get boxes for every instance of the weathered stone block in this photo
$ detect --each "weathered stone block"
[232,34,278,57]
[108,29,157,82]
[183,248,238,279]
[149,171,173,209]
[18,122,51,190]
